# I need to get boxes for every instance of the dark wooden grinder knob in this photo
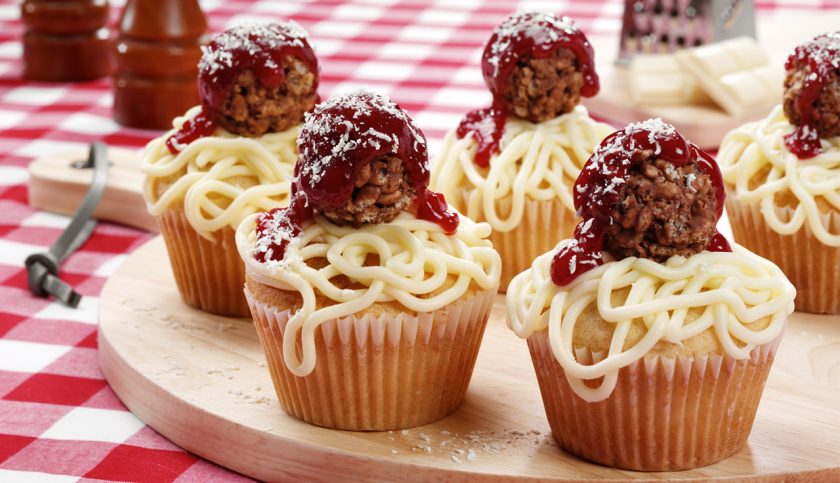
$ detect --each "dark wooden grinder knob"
[21,0,112,81]
[112,0,207,130]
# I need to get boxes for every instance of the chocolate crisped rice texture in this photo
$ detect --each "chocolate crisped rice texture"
[783,59,840,138]
[321,155,417,227]
[603,152,718,262]
[501,48,583,123]
[216,56,316,137]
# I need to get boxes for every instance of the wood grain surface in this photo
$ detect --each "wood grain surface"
[98,236,840,482]
[27,146,158,232]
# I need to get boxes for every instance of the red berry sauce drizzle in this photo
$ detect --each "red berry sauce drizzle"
[784,32,840,159]
[255,90,459,262]
[456,12,600,167]
[166,22,319,154]
[550,119,731,286]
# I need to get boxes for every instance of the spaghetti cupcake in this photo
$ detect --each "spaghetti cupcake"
[430,11,613,290]
[236,90,501,431]
[507,120,795,471]
[142,22,319,316]
[719,32,840,314]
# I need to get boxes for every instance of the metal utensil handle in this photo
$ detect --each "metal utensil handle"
[25,142,109,307]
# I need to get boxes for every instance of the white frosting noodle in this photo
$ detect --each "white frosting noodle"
[142,106,299,238]
[507,243,795,402]
[236,211,502,376]
[430,105,613,232]
[719,104,840,246]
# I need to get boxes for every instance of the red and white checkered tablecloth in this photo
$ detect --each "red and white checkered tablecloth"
[0,0,837,481]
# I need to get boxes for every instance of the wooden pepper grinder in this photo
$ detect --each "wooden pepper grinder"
[112,0,207,130]
[21,0,112,81]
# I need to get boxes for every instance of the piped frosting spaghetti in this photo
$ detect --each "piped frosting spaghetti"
[430,105,613,232]
[718,104,840,246]
[142,106,298,238]
[506,243,796,402]
[236,211,502,376]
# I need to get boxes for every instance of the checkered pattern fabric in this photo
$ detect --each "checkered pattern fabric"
[0,0,836,481]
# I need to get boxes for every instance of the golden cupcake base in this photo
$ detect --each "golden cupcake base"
[157,208,250,317]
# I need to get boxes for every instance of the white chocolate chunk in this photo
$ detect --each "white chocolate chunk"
[629,54,710,105]
[674,36,781,116]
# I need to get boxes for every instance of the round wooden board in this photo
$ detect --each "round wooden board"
[99,236,840,482]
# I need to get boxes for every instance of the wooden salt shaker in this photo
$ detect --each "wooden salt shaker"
[21,0,112,81]
[112,0,207,130]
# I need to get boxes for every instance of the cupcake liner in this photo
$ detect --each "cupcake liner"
[726,198,840,314]
[246,287,497,431]
[157,208,249,317]
[465,193,576,292]
[527,330,782,471]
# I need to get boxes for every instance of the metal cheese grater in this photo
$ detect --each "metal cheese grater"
[618,0,756,63]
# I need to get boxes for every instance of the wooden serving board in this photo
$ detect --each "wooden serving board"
[583,13,839,150]
[27,146,158,233]
[98,236,840,482]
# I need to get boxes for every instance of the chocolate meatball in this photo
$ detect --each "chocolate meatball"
[215,57,317,137]
[783,48,840,138]
[481,11,599,123]
[501,48,583,122]
[320,155,416,226]
[574,119,724,264]
[603,151,718,262]
[296,89,430,227]
[198,22,319,138]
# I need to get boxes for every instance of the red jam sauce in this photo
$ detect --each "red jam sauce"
[165,110,217,154]
[457,12,600,165]
[256,90,459,262]
[167,22,319,153]
[550,119,731,286]
[296,89,429,211]
[784,32,840,159]
[254,193,313,263]
[456,107,506,168]
[416,189,459,234]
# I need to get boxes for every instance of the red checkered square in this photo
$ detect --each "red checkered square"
[4,374,105,406]
[76,331,97,348]
[4,318,95,347]
[174,459,254,483]
[0,312,25,337]
[81,387,128,411]
[84,445,198,483]
[1,439,116,475]
[0,400,72,437]
[124,426,184,452]
[42,347,102,379]
[0,185,26,204]
[0,372,30,399]
[0,434,35,463]
[0,199,34,226]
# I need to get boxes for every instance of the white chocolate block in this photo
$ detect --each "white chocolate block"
[629,54,709,105]
[674,37,781,116]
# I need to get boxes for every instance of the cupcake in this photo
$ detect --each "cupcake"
[507,119,796,471]
[142,22,319,316]
[236,89,501,431]
[719,32,840,314]
[430,11,613,290]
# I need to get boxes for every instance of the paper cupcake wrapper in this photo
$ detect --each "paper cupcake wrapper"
[476,196,577,292]
[527,331,781,471]
[246,287,497,431]
[726,198,840,314]
[157,209,249,317]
